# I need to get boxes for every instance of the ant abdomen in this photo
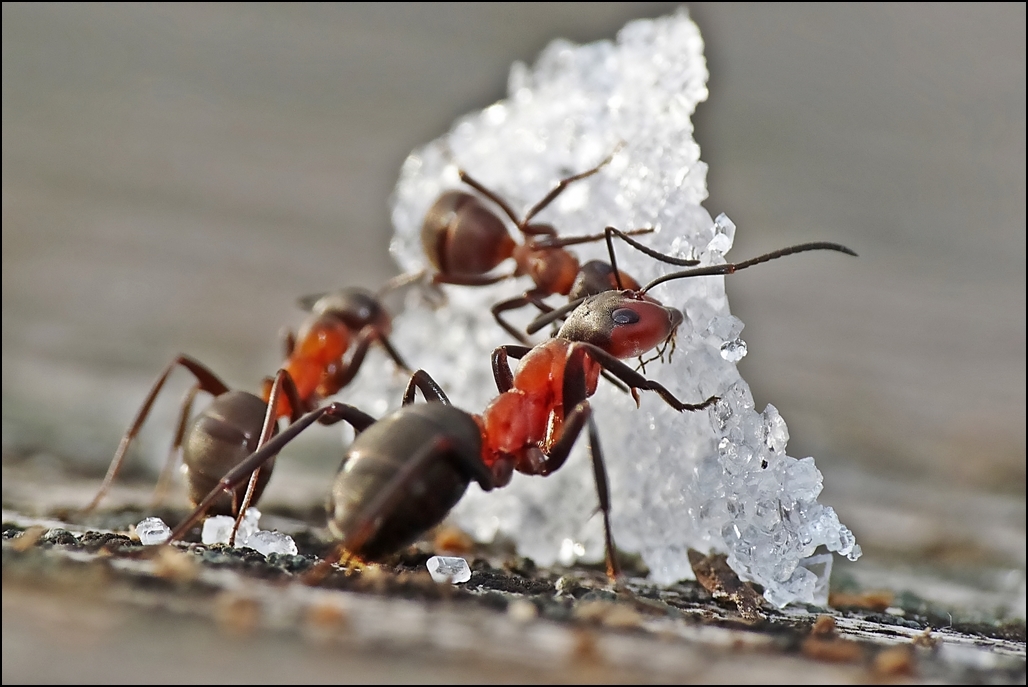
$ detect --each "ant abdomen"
[326,402,482,561]
[182,390,278,515]
[421,191,515,276]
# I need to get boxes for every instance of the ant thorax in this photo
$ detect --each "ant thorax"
[511,243,579,295]
[477,339,601,476]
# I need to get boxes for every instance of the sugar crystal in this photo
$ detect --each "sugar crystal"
[135,517,171,546]
[426,556,472,584]
[246,530,298,557]
[340,8,859,608]
[706,212,737,255]
[719,339,748,362]
[201,507,260,546]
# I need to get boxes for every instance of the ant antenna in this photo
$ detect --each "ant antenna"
[641,242,857,294]
[525,297,586,336]
[603,226,701,291]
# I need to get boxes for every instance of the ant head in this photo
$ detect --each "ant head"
[302,288,391,333]
[568,260,644,301]
[557,290,683,359]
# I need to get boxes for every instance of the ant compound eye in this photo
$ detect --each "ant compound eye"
[611,308,640,326]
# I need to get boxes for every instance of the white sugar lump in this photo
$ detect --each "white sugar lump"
[246,530,298,557]
[201,507,260,546]
[135,516,171,545]
[426,556,473,584]
[340,7,859,607]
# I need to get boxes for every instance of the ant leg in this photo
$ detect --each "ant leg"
[228,369,302,546]
[521,146,622,228]
[585,414,620,581]
[433,271,514,287]
[456,169,524,230]
[81,355,230,515]
[554,329,632,397]
[575,342,718,412]
[490,294,536,345]
[604,227,700,278]
[528,344,593,476]
[376,268,429,298]
[525,292,554,315]
[539,226,653,251]
[600,370,631,395]
[320,328,376,397]
[150,382,200,508]
[491,288,555,345]
[525,297,585,336]
[491,344,533,393]
[377,333,412,375]
[280,327,296,359]
[167,401,376,544]
[530,397,621,582]
[402,370,451,406]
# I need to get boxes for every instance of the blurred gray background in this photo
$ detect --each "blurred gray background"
[3,3,1024,600]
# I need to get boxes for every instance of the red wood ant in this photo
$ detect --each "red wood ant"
[164,238,855,578]
[81,287,410,541]
[420,146,653,343]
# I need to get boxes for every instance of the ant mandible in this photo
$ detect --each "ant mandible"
[420,145,652,343]
[82,287,410,542]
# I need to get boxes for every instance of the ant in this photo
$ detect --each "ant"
[162,235,853,579]
[81,287,411,543]
[268,287,412,416]
[420,145,653,343]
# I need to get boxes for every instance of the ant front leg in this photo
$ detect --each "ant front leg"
[520,349,620,579]
[573,343,718,412]
[402,369,451,406]
[150,382,201,508]
[519,146,622,230]
[320,328,376,396]
[532,399,621,581]
[376,333,413,376]
[525,298,584,336]
[81,355,231,515]
[323,327,414,395]
[490,290,551,345]
[490,345,533,393]
[228,368,304,546]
